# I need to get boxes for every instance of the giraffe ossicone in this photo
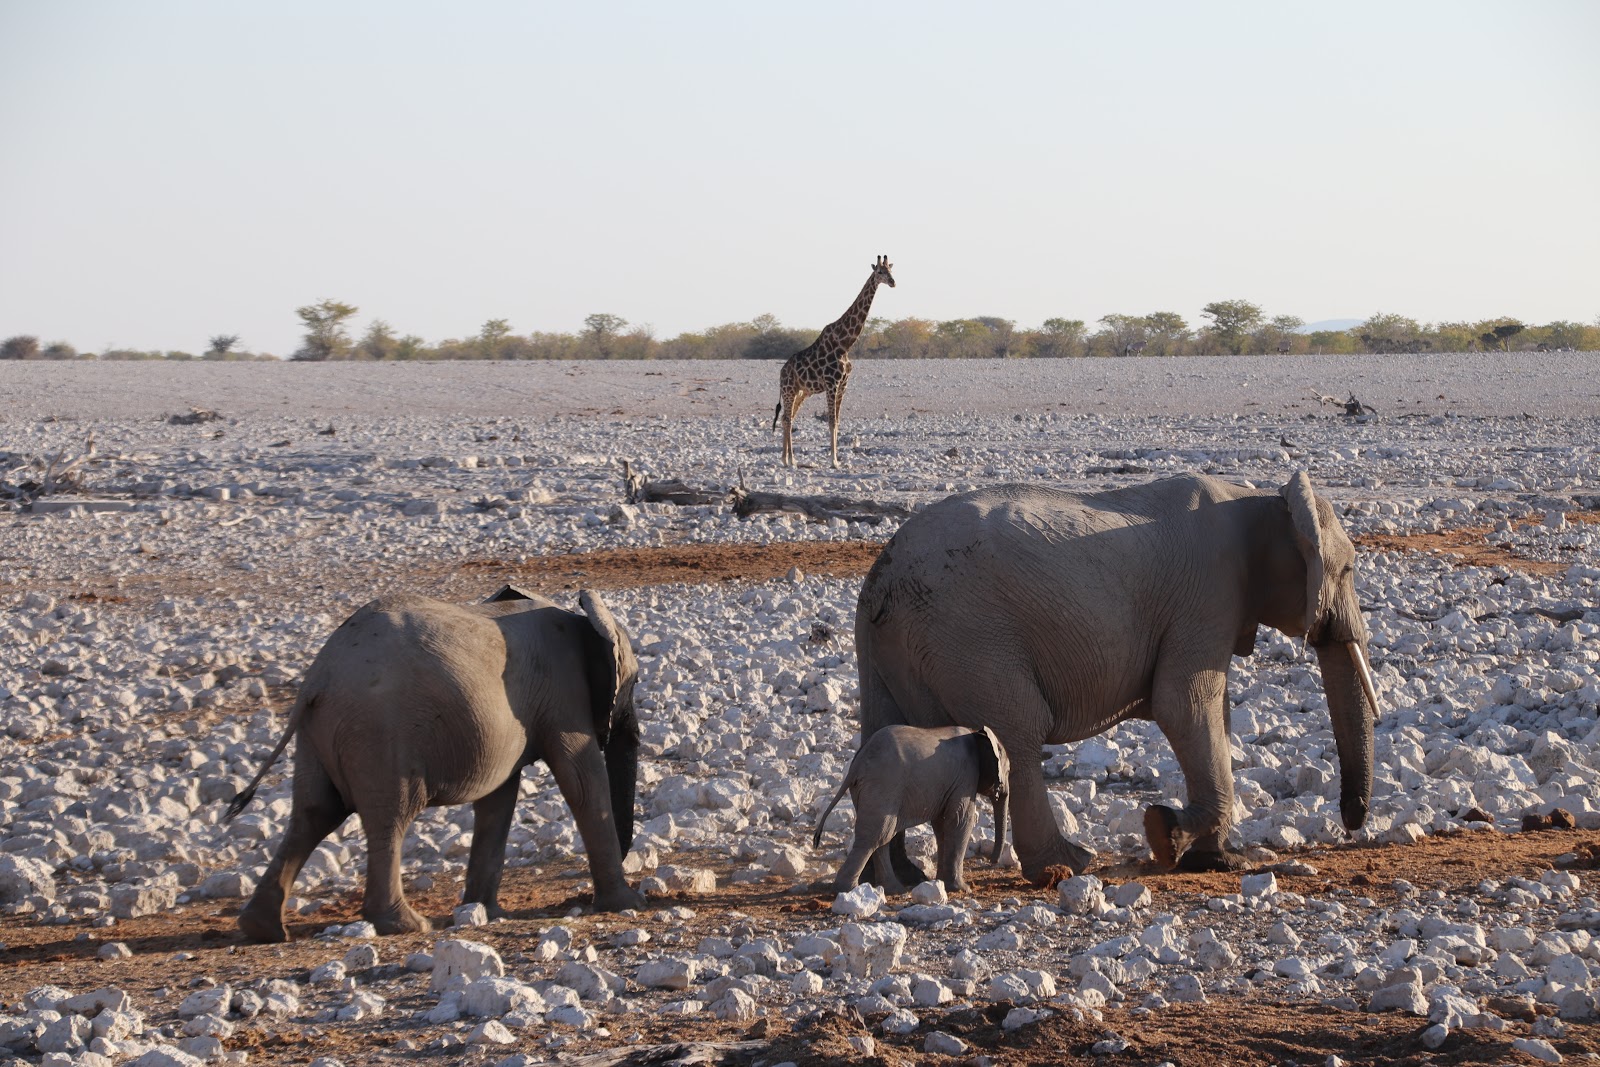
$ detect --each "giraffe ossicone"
[773,255,895,469]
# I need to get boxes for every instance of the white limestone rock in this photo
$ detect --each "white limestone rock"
[987,969,1056,1004]
[1240,872,1278,899]
[461,977,545,1018]
[1367,969,1427,1015]
[1058,875,1106,916]
[467,1020,516,1045]
[554,962,624,1002]
[109,883,177,919]
[637,958,698,991]
[837,922,907,978]
[833,883,886,919]
[710,988,758,1024]
[430,940,505,991]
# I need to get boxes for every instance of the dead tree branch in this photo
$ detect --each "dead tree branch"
[560,1041,766,1067]
[729,484,911,526]
[619,460,727,506]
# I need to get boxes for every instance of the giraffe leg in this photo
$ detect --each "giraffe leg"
[782,388,807,467]
[827,383,846,469]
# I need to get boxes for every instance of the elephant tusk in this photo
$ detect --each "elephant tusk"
[1350,641,1380,721]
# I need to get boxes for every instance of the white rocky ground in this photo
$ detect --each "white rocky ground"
[1,355,1598,1065]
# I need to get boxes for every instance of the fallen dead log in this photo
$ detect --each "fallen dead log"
[620,460,727,506]
[729,485,911,526]
[169,406,222,425]
[560,1040,766,1067]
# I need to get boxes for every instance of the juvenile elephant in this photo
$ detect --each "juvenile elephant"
[812,724,1010,894]
[227,586,644,942]
[854,471,1379,884]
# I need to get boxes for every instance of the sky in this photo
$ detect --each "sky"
[1,1,1596,356]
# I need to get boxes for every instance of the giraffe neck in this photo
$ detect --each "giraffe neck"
[824,273,883,353]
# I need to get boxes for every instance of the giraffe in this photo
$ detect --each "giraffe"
[772,255,895,468]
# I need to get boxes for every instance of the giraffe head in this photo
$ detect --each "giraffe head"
[872,254,896,288]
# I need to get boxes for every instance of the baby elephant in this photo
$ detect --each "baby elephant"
[813,724,1010,894]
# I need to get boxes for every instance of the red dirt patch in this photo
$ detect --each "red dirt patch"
[1355,510,1599,576]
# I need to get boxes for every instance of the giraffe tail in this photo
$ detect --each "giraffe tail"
[772,401,781,432]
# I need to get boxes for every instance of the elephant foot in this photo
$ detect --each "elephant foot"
[1145,805,1243,872]
[1020,838,1095,886]
[366,901,432,936]
[237,900,288,944]
[1144,805,1184,869]
[593,885,647,913]
[1176,848,1247,873]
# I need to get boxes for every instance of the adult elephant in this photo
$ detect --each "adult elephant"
[854,471,1378,884]
[228,586,643,941]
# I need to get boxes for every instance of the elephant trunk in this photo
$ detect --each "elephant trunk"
[990,791,1008,865]
[603,727,639,854]
[1314,640,1377,833]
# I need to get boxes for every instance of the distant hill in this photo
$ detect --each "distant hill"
[1297,318,1363,334]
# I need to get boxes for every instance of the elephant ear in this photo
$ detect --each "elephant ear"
[976,727,1006,794]
[483,583,538,603]
[580,590,638,746]
[1281,470,1329,643]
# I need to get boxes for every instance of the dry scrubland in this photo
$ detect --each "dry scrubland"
[2,354,1600,1067]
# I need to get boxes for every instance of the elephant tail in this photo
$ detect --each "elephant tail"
[812,775,853,849]
[224,690,312,822]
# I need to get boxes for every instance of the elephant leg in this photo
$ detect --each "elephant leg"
[546,737,645,912]
[884,833,930,886]
[934,798,979,893]
[463,773,521,918]
[1145,665,1243,871]
[237,752,351,943]
[843,808,907,896]
[358,782,432,935]
[861,833,929,889]
[988,715,1095,884]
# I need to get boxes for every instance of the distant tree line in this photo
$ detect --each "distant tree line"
[5,299,1596,363]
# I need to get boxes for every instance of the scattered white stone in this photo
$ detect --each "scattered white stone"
[791,970,825,995]
[109,883,177,919]
[342,943,379,971]
[1002,1006,1052,1030]
[925,1030,968,1056]
[638,957,697,990]
[1240,872,1278,899]
[987,969,1056,1004]
[1367,969,1427,1015]
[431,940,505,990]
[1109,881,1151,909]
[1511,1036,1563,1063]
[833,883,886,919]
[1058,875,1106,916]
[837,922,907,978]
[710,988,758,1024]
[1167,974,1206,1003]
[467,1020,516,1045]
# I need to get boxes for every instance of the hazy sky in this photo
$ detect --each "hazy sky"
[2,1,1596,356]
